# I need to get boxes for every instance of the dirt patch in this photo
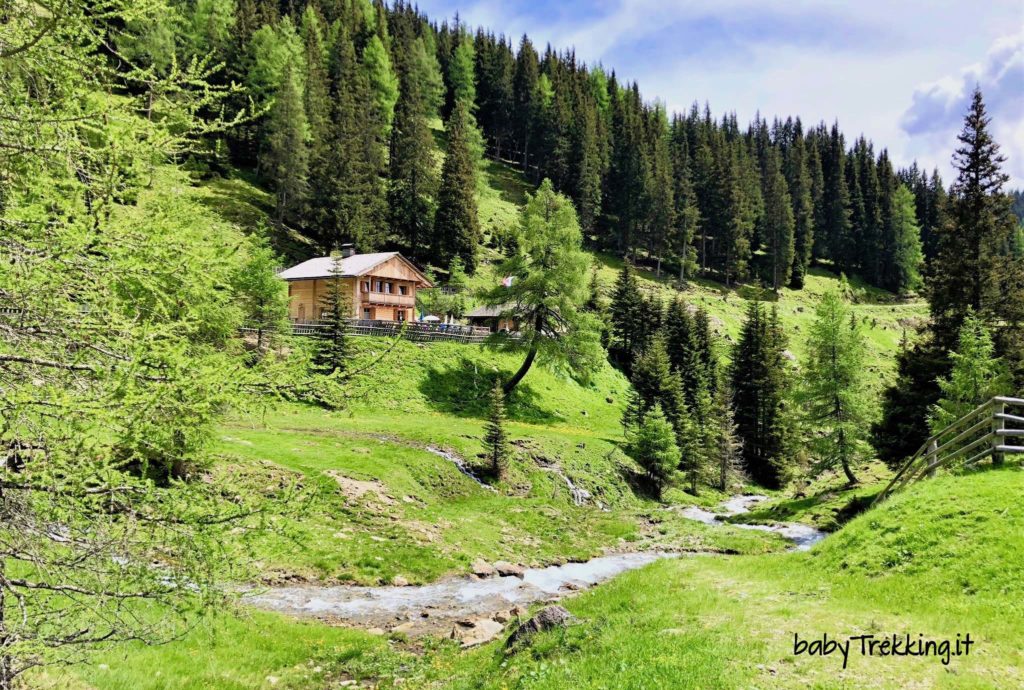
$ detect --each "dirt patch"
[324,471,396,506]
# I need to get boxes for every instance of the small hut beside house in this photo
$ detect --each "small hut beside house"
[465,304,520,333]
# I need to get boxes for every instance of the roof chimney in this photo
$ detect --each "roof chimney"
[341,243,356,258]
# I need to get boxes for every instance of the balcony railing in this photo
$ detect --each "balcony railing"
[360,292,415,308]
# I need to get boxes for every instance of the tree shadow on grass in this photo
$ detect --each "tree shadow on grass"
[418,356,555,424]
[616,462,659,501]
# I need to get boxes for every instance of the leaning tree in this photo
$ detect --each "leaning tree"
[481,179,604,394]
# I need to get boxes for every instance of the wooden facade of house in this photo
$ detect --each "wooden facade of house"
[278,251,433,322]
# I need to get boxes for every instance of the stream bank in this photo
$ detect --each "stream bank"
[245,494,827,644]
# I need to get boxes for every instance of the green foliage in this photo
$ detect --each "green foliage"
[889,184,924,293]
[361,34,399,138]
[482,179,604,392]
[483,379,511,479]
[928,313,1011,434]
[628,404,680,499]
[434,101,482,272]
[798,284,872,483]
[0,2,310,680]
[731,302,792,488]
[263,61,309,224]
[231,236,290,352]
[312,259,352,376]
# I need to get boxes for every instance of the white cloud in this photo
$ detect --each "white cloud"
[901,31,1024,186]
[418,0,1024,185]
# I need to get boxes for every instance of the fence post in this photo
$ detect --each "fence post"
[992,400,1005,466]
[926,439,938,477]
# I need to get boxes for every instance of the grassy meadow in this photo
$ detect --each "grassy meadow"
[49,146,1012,690]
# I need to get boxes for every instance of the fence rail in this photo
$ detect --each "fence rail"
[241,319,507,344]
[874,396,1024,504]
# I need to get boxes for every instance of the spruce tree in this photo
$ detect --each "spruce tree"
[625,336,685,434]
[730,302,791,488]
[760,146,795,291]
[263,61,309,226]
[820,124,852,267]
[433,100,482,272]
[628,404,680,500]
[312,258,352,375]
[784,121,814,288]
[929,88,1019,355]
[609,262,646,371]
[388,36,439,261]
[484,379,511,480]
[307,24,385,251]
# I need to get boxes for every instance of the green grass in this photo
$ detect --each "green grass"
[211,337,785,585]
[54,133,945,690]
[61,466,1023,689]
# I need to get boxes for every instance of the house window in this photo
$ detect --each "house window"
[374,280,383,292]
[385,282,393,294]
[362,308,372,320]
[362,281,370,293]
[396,310,406,322]
[399,285,408,296]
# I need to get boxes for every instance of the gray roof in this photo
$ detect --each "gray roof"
[278,252,430,284]
[466,304,513,319]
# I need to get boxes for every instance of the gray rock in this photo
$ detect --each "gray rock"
[450,618,506,648]
[471,558,497,577]
[493,560,525,578]
[505,605,576,649]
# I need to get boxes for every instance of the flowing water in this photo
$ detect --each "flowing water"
[246,552,673,632]
[247,496,827,633]
[680,494,827,551]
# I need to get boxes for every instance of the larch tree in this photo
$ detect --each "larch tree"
[798,286,871,484]
[481,179,603,394]
[890,184,925,294]
[0,2,306,683]
[362,34,400,137]
[929,313,1011,435]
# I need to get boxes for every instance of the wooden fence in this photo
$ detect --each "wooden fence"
[874,396,1024,504]
[242,319,503,344]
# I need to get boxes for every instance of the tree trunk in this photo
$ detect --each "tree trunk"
[503,344,538,395]
[0,480,10,690]
[841,457,858,485]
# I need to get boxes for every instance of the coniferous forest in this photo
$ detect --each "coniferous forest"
[4,0,1024,688]
[194,0,955,297]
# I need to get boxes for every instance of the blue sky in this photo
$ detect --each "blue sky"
[417,0,1024,186]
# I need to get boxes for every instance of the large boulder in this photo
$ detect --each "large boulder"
[505,605,576,649]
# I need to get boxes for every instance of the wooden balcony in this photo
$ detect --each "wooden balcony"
[361,292,416,308]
